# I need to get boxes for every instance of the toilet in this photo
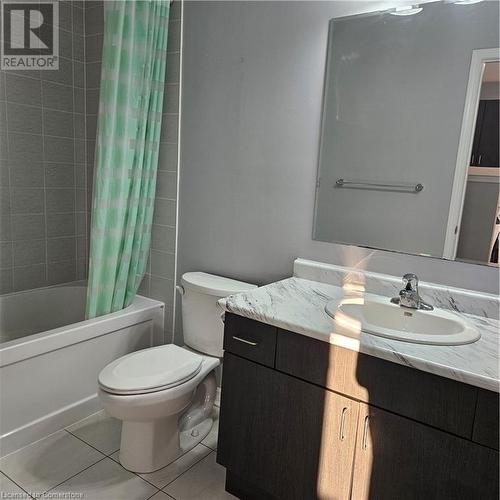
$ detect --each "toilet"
[97,272,257,473]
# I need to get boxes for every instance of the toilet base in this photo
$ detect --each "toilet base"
[119,416,214,473]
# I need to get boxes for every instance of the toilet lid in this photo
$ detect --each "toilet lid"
[98,345,203,395]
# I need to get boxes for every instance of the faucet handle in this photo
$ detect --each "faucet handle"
[402,273,419,291]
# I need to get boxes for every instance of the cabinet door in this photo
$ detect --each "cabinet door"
[218,353,359,500]
[351,404,499,500]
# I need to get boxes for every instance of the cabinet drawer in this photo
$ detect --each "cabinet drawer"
[223,313,277,367]
[276,329,477,438]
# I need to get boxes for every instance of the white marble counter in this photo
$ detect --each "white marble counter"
[219,277,500,392]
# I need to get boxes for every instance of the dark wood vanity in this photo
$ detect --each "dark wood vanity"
[217,313,499,500]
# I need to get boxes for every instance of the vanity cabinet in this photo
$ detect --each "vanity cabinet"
[217,314,499,500]
[218,353,358,500]
[351,404,498,500]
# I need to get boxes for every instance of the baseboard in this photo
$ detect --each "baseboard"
[0,394,102,458]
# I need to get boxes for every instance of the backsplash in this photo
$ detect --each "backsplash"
[294,258,500,320]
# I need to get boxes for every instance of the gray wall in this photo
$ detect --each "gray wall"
[178,0,498,341]
[314,1,499,257]
[0,0,90,293]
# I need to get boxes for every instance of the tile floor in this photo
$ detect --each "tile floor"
[0,408,236,500]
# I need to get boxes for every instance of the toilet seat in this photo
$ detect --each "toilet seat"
[98,344,203,395]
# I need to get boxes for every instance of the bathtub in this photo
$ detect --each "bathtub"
[0,284,164,457]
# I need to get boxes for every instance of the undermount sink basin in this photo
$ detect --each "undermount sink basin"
[325,295,480,346]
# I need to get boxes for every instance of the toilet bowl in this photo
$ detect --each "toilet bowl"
[97,271,257,473]
[98,344,219,473]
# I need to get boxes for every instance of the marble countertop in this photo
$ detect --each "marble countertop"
[219,277,500,392]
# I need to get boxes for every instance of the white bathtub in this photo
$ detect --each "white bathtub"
[0,284,164,457]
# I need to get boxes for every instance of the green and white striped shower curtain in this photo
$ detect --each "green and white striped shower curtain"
[86,0,170,318]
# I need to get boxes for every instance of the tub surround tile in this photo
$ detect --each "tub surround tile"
[10,215,45,241]
[164,452,237,500]
[47,260,77,285]
[151,250,175,281]
[293,258,500,320]
[0,269,13,294]
[10,188,44,214]
[10,161,44,188]
[5,74,41,106]
[0,241,12,268]
[138,444,212,489]
[6,103,42,135]
[47,458,157,500]
[41,81,74,112]
[13,264,46,291]
[13,239,46,267]
[220,274,500,392]
[0,430,103,496]
[66,411,122,456]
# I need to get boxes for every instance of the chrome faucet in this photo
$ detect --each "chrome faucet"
[391,273,433,311]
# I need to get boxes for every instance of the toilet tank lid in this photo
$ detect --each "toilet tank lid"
[181,272,257,297]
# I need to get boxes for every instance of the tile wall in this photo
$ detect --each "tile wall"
[0,0,90,293]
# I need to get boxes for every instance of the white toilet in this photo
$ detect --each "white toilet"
[98,272,257,473]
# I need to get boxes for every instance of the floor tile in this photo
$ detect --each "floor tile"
[164,452,236,500]
[201,410,219,451]
[66,410,122,455]
[0,472,32,498]
[0,430,104,496]
[47,458,157,500]
[139,444,212,489]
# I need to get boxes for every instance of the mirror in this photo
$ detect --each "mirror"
[314,0,499,266]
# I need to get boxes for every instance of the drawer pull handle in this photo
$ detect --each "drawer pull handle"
[362,415,370,450]
[232,336,258,346]
[339,407,348,441]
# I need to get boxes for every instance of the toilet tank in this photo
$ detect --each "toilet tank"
[180,272,257,357]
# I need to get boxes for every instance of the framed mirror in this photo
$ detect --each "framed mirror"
[313,0,499,266]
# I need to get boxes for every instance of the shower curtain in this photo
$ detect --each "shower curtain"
[86,0,170,318]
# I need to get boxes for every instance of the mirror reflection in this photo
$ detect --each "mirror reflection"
[314,0,499,266]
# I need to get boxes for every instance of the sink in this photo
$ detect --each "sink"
[325,295,480,345]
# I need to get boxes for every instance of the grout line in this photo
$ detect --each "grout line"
[5,101,80,115]
[161,450,215,492]
[0,470,34,499]
[8,129,83,141]
[63,429,114,458]
[42,455,108,497]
